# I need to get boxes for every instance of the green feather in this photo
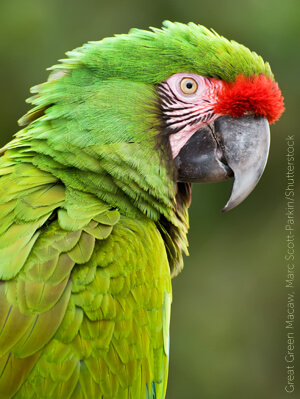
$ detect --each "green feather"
[0,21,279,398]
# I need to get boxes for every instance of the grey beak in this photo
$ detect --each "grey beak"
[214,115,270,212]
[174,114,270,212]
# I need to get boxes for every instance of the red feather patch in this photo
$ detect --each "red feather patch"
[214,74,284,124]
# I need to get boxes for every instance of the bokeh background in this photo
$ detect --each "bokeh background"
[1,0,299,398]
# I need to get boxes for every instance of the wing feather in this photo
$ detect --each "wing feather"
[1,154,171,398]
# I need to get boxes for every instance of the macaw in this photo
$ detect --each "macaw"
[0,21,284,399]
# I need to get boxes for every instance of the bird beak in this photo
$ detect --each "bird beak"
[174,115,270,212]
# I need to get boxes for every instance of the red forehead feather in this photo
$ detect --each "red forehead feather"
[214,74,284,124]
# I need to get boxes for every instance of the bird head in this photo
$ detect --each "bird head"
[18,21,284,226]
[159,71,283,211]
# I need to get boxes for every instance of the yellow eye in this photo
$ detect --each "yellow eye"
[180,78,198,94]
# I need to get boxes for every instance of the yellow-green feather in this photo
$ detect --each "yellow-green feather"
[1,20,274,398]
[0,150,171,398]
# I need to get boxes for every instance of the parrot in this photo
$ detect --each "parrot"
[0,21,284,399]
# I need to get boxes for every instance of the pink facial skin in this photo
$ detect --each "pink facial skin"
[159,73,224,158]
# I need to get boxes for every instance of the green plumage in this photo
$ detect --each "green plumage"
[0,21,275,398]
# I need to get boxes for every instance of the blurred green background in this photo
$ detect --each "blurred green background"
[0,0,299,398]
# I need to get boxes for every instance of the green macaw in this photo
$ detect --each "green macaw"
[0,21,284,398]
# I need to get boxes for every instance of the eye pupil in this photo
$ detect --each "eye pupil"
[186,82,193,89]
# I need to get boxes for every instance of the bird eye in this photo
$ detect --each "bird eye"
[180,78,198,94]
